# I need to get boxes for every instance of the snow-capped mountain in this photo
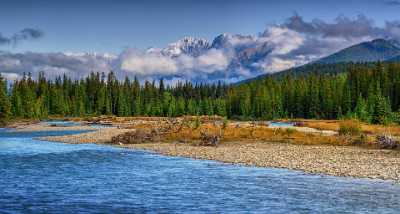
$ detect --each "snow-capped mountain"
[210,33,271,68]
[211,33,255,50]
[161,37,211,57]
[156,34,272,78]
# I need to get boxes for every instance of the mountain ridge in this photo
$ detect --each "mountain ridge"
[238,38,400,84]
[315,39,400,64]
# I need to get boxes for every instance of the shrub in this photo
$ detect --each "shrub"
[285,128,296,136]
[339,120,362,136]
[352,133,368,145]
[390,112,400,125]
[222,117,229,129]
[193,117,201,129]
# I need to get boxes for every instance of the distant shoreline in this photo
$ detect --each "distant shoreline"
[11,118,400,182]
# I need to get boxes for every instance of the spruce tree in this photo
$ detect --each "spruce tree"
[0,75,11,125]
[354,94,370,122]
[373,94,392,124]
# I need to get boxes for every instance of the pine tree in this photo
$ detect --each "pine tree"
[354,94,370,122]
[214,99,227,117]
[176,97,186,116]
[238,85,251,117]
[373,94,392,124]
[10,82,22,118]
[187,99,197,115]
[167,96,176,117]
[0,75,11,125]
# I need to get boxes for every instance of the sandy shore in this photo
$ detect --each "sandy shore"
[9,122,97,132]
[38,127,132,144]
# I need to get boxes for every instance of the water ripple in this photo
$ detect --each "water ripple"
[0,130,399,213]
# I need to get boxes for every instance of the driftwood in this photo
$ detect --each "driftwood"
[376,135,398,149]
[111,128,161,144]
[198,131,220,147]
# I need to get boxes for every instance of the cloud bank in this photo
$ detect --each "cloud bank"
[0,28,43,46]
[385,0,400,6]
[2,15,400,83]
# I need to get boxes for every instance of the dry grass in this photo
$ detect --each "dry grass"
[360,124,400,136]
[67,116,398,148]
[339,120,362,136]
[159,122,344,146]
[84,116,350,147]
[296,119,341,131]
[297,119,400,136]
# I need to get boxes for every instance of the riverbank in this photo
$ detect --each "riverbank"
[39,128,400,180]
[122,142,400,181]
[39,127,131,144]
[14,117,400,181]
[8,121,97,132]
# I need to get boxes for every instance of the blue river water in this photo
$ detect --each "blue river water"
[268,121,294,128]
[1,128,400,213]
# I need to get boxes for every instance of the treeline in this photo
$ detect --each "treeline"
[233,62,400,124]
[0,71,228,123]
[0,62,399,125]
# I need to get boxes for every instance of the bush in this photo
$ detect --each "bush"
[390,112,400,125]
[339,120,362,136]
[352,133,368,145]
[193,117,201,129]
[222,117,229,129]
[285,128,296,136]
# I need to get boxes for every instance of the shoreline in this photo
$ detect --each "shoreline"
[121,142,400,181]
[44,135,400,181]
[38,127,132,144]
[13,119,400,182]
[7,121,97,132]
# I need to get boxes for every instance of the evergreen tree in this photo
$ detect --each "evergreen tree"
[354,94,370,122]
[3,61,400,125]
[0,75,11,125]
[373,93,392,124]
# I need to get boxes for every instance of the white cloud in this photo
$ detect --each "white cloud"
[261,26,305,55]
[0,58,21,68]
[2,14,400,82]
[33,65,73,78]
[118,48,230,80]
[120,49,178,76]
[163,77,187,86]
[196,49,230,73]
[1,72,20,81]
[258,57,296,73]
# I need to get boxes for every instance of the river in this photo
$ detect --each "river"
[1,128,400,213]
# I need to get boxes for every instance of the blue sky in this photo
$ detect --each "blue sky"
[0,0,398,53]
[1,0,400,83]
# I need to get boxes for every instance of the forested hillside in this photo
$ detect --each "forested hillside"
[316,39,400,64]
[0,61,399,125]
